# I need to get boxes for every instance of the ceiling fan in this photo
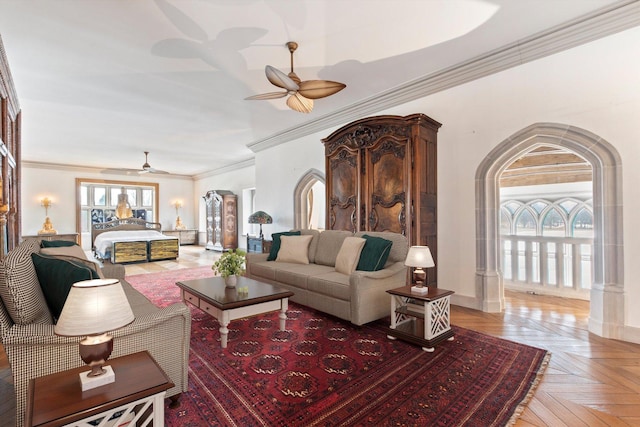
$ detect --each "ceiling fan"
[245,41,346,113]
[138,151,169,174]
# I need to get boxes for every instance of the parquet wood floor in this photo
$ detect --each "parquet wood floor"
[1,245,638,426]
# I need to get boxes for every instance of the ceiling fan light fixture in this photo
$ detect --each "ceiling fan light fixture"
[286,93,313,113]
[246,41,345,113]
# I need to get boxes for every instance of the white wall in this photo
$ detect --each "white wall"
[254,131,329,238]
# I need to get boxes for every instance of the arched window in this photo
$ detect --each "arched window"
[541,208,566,236]
[515,209,536,235]
[571,208,593,237]
[293,169,326,230]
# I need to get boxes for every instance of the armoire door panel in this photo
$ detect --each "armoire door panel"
[365,137,410,236]
[326,146,359,232]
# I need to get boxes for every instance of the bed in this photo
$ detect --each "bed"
[92,218,179,263]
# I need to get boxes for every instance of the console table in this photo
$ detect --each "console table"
[163,229,198,245]
[386,286,455,352]
[22,233,79,244]
[25,351,173,427]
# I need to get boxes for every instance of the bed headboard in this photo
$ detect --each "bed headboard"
[91,218,162,246]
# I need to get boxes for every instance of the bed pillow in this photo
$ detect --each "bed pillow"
[267,231,301,261]
[356,234,393,271]
[31,253,101,322]
[40,240,77,248]
[335,237,367,275]
[276,235,313,264]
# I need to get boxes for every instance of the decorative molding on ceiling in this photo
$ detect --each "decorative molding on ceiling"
[193,157,255,181]
[247,0,640,153]
[22,161,193,180]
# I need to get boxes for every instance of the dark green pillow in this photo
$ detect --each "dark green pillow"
[31,253,100,322]
[356,235,393,271]
[267,231,301,261]
[40,240,77,248]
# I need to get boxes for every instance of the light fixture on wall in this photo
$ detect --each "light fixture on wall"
[248,211,273,239]
[54,279,135,391]
[404,246,435,294]
[174,200,186,230]
[38,197,57,235]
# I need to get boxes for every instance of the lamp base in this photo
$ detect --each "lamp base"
[411,285,430,294]
[80,365,115,391]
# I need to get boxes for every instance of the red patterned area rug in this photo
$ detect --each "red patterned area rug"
[126,268,549,427]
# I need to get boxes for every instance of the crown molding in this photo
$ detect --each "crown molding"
[193,157,255,181]
[22,160,194,180]
[247,0,640,153]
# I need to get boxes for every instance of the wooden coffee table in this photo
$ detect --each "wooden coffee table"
[176,276,294,348]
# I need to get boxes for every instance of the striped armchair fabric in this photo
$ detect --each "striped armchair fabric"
[0,239,191,426]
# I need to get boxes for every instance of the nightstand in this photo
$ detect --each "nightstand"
[25,351,173,427]
[386,286,455,352]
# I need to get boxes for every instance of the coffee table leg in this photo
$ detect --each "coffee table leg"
[279,298,288,331]
[220,312,231,348]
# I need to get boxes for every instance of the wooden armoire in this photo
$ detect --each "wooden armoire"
[322,114,441,285]
[202,190,238,251]
[0,37,21,259]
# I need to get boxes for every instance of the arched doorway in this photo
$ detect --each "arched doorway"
[476,123,624,339]
[293,169,326,230]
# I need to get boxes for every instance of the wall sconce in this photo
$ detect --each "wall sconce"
[38,197,57,235]
[174,200,186,230]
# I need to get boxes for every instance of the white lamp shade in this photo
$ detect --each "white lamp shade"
[54,279,135,337]
[404,246,435,268]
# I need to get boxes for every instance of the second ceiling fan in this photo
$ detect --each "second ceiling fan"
[246,41,346,113]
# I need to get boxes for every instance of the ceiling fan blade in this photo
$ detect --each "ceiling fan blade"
[265,65,299,91]
[245,91,288,100]
[286,93,313,113]
[298,80,346,99]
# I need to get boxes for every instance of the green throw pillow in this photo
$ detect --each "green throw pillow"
[40,240,78,248]
[356,234,393,271]
[31,253,100,322]
[267,231,301,261]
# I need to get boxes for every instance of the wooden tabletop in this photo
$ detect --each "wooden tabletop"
[176,276,294,310]
[386,285,454,301]
[26,351,173,427]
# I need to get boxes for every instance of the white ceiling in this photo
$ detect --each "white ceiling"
[0,0,633,177]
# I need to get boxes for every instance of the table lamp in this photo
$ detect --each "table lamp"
[54,279,135,391]
[248,210,273,239]
[404,246,435,294]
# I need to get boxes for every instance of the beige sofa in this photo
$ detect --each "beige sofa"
[246,229,408,325]
[0,238,191,426]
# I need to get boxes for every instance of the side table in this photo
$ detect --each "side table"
[25,351,174,427]
[386,286,455,352]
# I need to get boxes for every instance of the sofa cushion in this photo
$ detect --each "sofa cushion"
[274,263,335,290]
[267,231,301,261]
[356,234,393,271]
[276,235,313,264]
[355,231,409,264]
[307,271,351,301]
[335,237,366,274]
[40,239,77,248]
[314,230,352,267]
[39,252,106,279]
[31,253,101,322]
[292,229,321,263]
[0,239,53,325]
[40,243,87,259]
